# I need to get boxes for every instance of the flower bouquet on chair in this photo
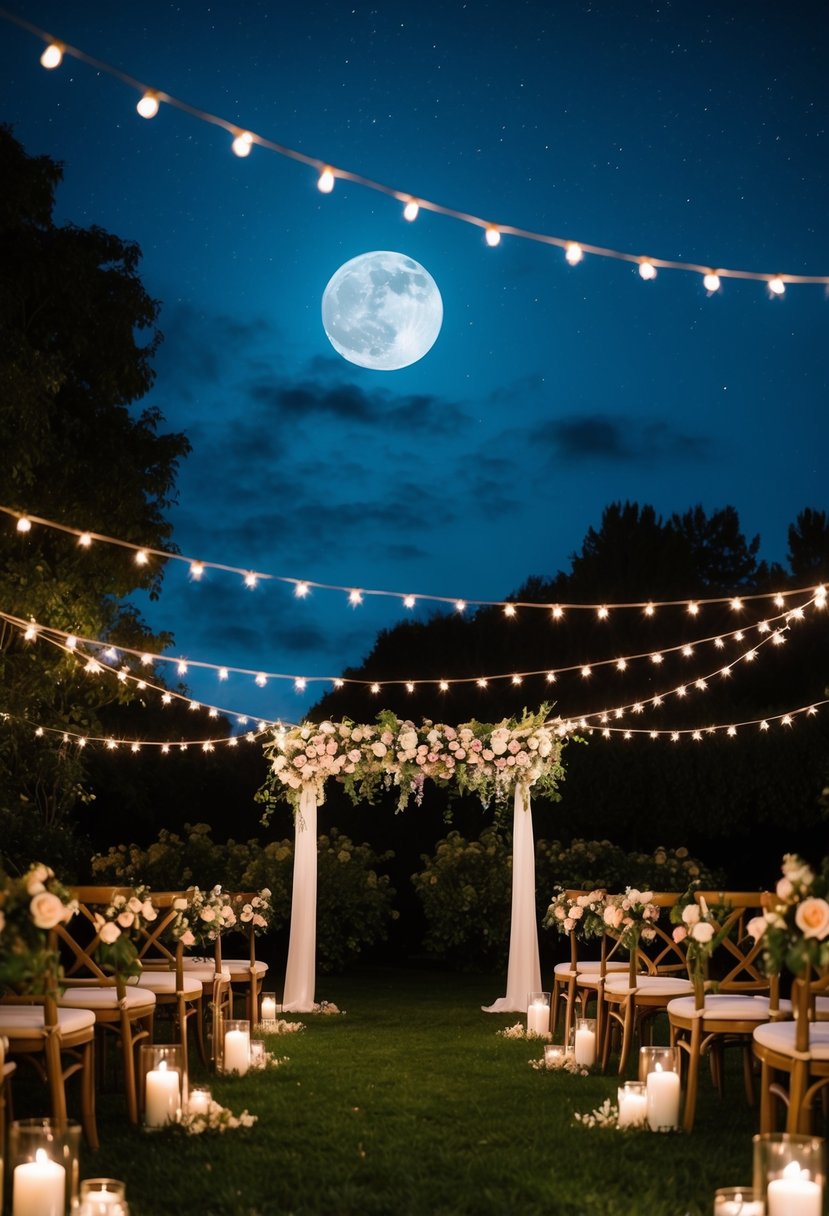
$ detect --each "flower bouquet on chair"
[0,863,78,992]
[91,887,158,982]
[669,888,729,1006]
[544,888,606,940]
[748,854,829,978]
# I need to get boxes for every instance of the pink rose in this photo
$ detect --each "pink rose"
[117,911,135,928]
[181,929,196,947]
[672,925,687,943]
[99,921,122,944]
[795,897,829,940]
[747,916,767,940]
[30,891,66,929]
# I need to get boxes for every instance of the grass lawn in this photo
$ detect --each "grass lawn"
[12,967,772,1215]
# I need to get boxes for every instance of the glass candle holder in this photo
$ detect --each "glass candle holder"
[78,1178,129,1215]
[617,1081,648,1128]
[187,1086,212,1116]
[526,991,551,1039]
[139,1043,186,1130]
[219,1018,252,1075]
[638,1045,680,1132]
[752,1133,825,1216]
[9,1118,81,1216]
[259,992,278,1024]
[573,1017,597,1066]
[250,1039,266,1069]
[712,1187,763,1215]
[543,1044,566,1068]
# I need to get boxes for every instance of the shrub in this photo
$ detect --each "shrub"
[535,838,725,906]
[411,828,512,968]
[90,823,397,973]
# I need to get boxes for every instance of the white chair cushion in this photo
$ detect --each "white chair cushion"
[178,964,231,983]
[668,994,792,1021]
[816,996,829,1021]
[605,976,694,997]
[59,987,156,1011]
[224,960,268,977]
[0,1006,96,1038]
[753,1021,829,1060]
[129,972,203,999]
[556,960,628,977]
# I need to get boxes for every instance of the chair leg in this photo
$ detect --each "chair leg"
[682,1026,701,1134]
[617,996,635,1076]
[759,1058,776,1133]
[81,1038,99,1150]
[787,1061,809,1134]
[44,1031,68,1128]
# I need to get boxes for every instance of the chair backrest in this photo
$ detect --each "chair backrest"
[692,890,771,993]
[54,893,119,989]
[792,964,829,1053]
[600,892,688,982]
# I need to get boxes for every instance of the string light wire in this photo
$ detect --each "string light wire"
[4,507,825,618]
[1,8,827,291]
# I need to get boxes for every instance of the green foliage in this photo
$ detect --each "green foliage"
[411,828,513,968]
[90,823,397,973]
[535,839,724,904]
[413,831,722,967]
[0,125,190,831]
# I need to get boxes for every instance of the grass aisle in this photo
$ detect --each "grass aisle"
[74,967,759,1215]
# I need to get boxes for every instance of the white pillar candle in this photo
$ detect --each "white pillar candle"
[144,1059,181,1128]
[260,996,277,1022]
[223,1028,251,1075]
[645,1063,680,1131]
[617,1086,648,1128]
[188,1088,212,1116]
[574,1026,596,1066]
[767,1163,822,1216]
[79,1189,123,1214]
[13,1149,65,1216]
[714,1196,763,1216]
[526,1000,550,1037]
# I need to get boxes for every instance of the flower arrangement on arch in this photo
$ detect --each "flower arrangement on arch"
[748,853,829,978]
[0,863,78,992]
[91,886,158,980]
[602,888,661,952]
[543,888,607,940]
[169,885,237,948]
[258,707,567,816]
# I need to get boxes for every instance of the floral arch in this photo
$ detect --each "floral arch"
[259,709,568,1012]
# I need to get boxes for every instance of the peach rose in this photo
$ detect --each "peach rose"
[30,891,66,929]
[795,897,829,940]
[99,921,121,944]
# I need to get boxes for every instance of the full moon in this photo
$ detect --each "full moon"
[321,251,443,371]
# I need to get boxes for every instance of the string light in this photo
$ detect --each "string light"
[564,242,583,266]
[403,199,419,222]
[189,561,205,580]
[39,41,62,68]
[136,91,159,119]
[1,12,824,293]
[231,130,253,158]
[703,272,721,293]
[484,226,501,247]
[638,260,657,281]
[4,506,825,618]
[16,516,31,533]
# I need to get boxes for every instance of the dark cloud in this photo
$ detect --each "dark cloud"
[247,377,467,435]
[533,414,713,463]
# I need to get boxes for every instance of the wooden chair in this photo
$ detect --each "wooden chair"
[667,891,783,1131]
[206,893,270,1022]
[550,891,627,1048]
[53,899,156,1125]
[83,888,210,1074]
[600,892,694,1076]
[0,962,98,1147]
[753,962,829,1133]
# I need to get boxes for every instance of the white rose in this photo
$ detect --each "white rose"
[371,741,388,758]
[682,904,701,926]
[691,922,715,944]
[398,730,418,752]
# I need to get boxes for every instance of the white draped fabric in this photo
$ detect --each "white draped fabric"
[482,783,542,1013]
[281,784,318,1012]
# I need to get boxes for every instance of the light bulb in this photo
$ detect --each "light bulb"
[137,92,159,119]
[348,589,363,606]
[135,549,149,565]
[189,561,205,580]
[295,581,310,598]
[484,226,501,247]
[78,531,92,547]
[403,595,416,609]
[638,260,657,281]
[255,673,267,687]
[403,199,419,222]
[564,242,583,266]
[768,276,785,296]
[294,677,307,692]
[218,668,229,681]
[16,516,31,532]
[405,682,415,693]
[40,43,63,69]
[439,680,449,692]
[232,131,253,158]
[317,167,335,193]
[703,271,721,293]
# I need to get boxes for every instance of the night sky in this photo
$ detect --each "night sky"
[1,1,826,728]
